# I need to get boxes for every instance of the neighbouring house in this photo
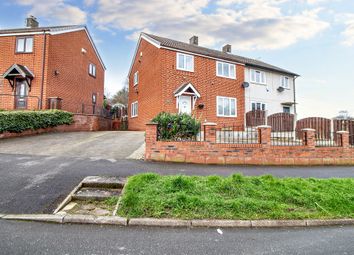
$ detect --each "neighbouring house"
[0,16,105,113]
[128,32,299,131]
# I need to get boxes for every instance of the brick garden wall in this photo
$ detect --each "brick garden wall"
[145,123,354,166]
[0,114,112,139]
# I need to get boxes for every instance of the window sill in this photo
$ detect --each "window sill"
[15,52,33,54]
[250,81,267,86]
[216,75,236,80]
[176,68,194,73]
[217,115,237,118]
[131,116,138,118]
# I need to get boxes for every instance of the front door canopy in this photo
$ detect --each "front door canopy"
[174,83,200,111]
[3,64,34,91]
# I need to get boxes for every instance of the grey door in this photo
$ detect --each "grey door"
[15,80,28,109]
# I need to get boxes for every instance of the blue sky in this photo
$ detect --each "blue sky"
[1,0,353,118]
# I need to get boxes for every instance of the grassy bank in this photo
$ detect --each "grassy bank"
[118,173,354,220]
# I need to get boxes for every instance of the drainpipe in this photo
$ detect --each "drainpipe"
[39,30,48,109]
[293,76,299,115]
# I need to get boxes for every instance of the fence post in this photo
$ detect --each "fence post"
[337,131,349,148]
[203,122,217,143]
[145,122,158,160]
[257,125,271,147]
[302,128,316,148]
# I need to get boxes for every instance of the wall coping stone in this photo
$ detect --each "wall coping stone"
[301,128,316,131]
[202,122,217,126]
[146,122,158,125]
[337,130,349,134]
[256,125,272,129]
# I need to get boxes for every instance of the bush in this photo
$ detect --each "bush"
[152,112,201,141]
[0,110,74,133]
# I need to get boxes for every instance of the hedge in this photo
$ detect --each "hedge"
[0,110,74,133]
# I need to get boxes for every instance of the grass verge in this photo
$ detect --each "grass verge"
[117,173,354,220]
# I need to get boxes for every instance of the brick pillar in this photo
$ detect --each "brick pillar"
[145,122,158,160]
[302,128,316,148]
[337,131,350,148]
[202,122,217,143]
[257,125,271,147]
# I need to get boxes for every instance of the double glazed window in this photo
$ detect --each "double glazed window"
[89,63,96,77]
[250,69,266,84]
[217,96,237,117]
[176,53,194,72]
[131,101,138,117]
[16,37,33,53]
[251,102,266,111]
[216,61,236,79]
[281,76,290,89]
[134,71,139,86]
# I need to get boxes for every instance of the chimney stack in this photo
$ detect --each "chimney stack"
[26,15,39,28]
[189,35,198,46]
[222,44,232,53]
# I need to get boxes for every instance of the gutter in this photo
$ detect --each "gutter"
[39,30,48,109]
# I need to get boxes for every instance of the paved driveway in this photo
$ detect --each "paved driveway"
[0,131,145,160]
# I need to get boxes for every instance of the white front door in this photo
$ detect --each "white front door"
[178,96,192,114]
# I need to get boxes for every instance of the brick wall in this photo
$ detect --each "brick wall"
[128,38,246,131]
[0,114,112,139]
[145,124,354,166]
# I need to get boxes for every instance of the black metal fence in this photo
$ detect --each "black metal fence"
[350,135,354,148]
[215,125,258,144]
[271,131,303,146]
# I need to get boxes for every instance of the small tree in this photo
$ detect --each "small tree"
[111,81,128,106]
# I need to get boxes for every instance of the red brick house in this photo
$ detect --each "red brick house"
[128,33,298,131]
[0,16,105,113]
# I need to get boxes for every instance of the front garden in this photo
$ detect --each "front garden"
[117,173,354,220]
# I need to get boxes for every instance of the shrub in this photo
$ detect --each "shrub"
[152,112,201,141]
[0,110,74,133]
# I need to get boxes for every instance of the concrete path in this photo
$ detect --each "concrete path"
[1,220,354,254]
[0,131,145,160]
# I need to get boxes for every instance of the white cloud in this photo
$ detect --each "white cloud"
[16,0,87,25]
[92,0,329,50]
[341,14,354,46]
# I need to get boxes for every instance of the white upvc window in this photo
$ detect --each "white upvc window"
[251,102,266,111]
[131,101,138,117]
[176,53,194,72]
[89,63,96,77]
[216,61,236,79]
[16,37,33,53]
[217,96,237,117]
[250,69,266,84]
[281,76,290,89]
[134,71,139,86]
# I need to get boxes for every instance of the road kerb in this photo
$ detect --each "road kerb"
[129,218,191,227]
[2,214,64,223]
[0,214,5,219]
[191,220,251,228]
[251,220,307,228]
[306,219,354,226]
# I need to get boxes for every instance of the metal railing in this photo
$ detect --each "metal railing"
[315,131,341,147]
[271,131,303,146]
[0,93,41,110]
[350,135,354,148]
[216,125,258,144]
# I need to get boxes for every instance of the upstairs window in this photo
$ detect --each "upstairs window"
[250,69,266,84]
[16,37,33,53]
[89,63,96,77]
[176,53,194,72]
[216,61,236,79]
[131,101,138,117]
[134,71,139,86]
[281,76,290,89]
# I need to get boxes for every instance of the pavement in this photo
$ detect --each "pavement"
[1,220,354,254]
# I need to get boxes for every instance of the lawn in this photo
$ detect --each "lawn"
[117,173,354,220]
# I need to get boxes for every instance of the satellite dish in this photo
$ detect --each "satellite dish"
[277,86,285,92]
[242,82,250,88]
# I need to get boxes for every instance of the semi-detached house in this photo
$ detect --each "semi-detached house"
[128,33,299,131]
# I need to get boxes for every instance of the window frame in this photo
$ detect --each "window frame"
[89,63,96,78]
[216,96,237,117]
[134,71,139,86]
[283,106,291,113]
[216,61,236,79]
[15,36,34,53]
[251,101,266,111]
[250,69,266,85]
[131,101,138,118]
[176,52,194,72]
[281,76,290,89]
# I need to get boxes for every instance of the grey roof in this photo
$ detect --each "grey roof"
[144,33,299,76]
[3,64,34,78]
[0,25,84,35]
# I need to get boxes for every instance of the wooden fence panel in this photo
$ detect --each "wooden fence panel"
[267,113,295,132]
[246,110,266,127]
[296,117,332,140]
